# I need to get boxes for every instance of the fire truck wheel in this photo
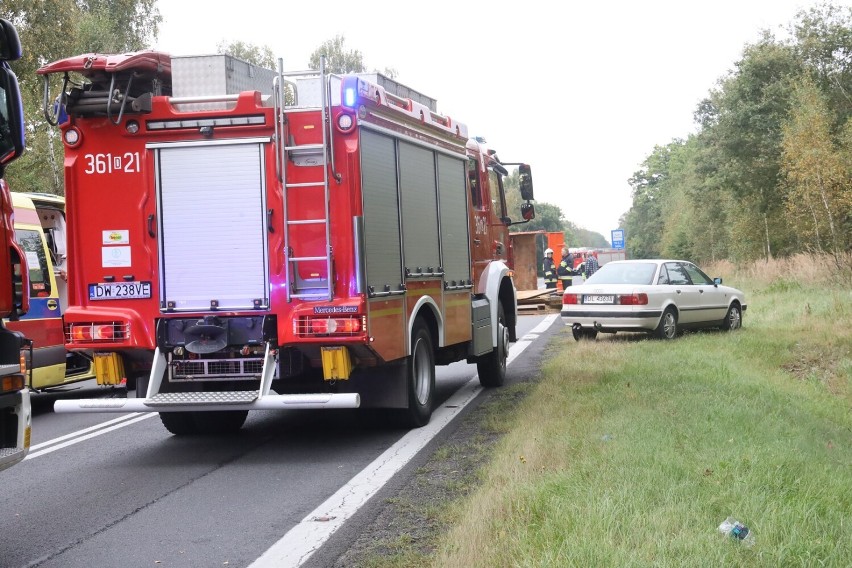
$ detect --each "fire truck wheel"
[193,411,249,434]
[135,373,149,399]
[400,321,435,428]
[477,303,507,388]
[159,412,198,435]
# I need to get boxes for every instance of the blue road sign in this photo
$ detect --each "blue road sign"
[611,229,625,249]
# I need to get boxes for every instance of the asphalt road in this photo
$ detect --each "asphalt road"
[1,313,559,568]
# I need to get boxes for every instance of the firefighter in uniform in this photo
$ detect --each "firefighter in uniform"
[542,248,557,289]
[557,247,574,289]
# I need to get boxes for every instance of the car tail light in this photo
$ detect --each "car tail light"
[563,294,580,305]
[619,293,649,305]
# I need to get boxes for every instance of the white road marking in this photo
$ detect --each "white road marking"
[24,413,155,460]
[249,313,559,568]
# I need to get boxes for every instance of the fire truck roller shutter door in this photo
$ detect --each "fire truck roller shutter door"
[437,153,472,346]
[360,130,404,294]
[156,142,270,311]
[398,141,440,276]
[437,154,470,285]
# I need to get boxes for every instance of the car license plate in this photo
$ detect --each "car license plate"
[89,281,152,300]
[584,295,615,304]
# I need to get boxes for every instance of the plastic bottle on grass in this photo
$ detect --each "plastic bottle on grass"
[718,516,755,546]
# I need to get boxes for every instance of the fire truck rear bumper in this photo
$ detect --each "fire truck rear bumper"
[53,392,360,413]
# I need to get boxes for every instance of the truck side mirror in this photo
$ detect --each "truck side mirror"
[518,164,534,201]
[0,19,22,62]
[521,202,535,221]
[0,66,25,168]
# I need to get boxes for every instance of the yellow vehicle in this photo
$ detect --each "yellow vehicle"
[5,193,98,389]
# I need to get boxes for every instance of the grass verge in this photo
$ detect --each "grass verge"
[338,255,850,567]
[435,258,850,567]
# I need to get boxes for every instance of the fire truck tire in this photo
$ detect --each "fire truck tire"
[135,373,149,399]
[159,412,198,435]
[399,321,435,428]
[193,411,249,434]
[477,303,507,388]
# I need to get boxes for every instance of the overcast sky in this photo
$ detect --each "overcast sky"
[152,0,847,243]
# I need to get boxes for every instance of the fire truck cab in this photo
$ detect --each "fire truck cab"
[0,18,31,471]
[41,52,535,433]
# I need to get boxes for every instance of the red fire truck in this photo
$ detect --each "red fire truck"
[0,18,31,471]
[41,51,535,434]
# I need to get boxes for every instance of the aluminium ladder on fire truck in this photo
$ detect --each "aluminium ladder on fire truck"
[276,57,334,302]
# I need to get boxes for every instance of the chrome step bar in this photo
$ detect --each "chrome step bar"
[53,393,360,413]
[53,345,360,414]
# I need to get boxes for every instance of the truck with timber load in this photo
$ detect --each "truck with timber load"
[39,51,536,434]
[0,18,32,472]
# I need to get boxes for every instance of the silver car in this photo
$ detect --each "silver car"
[561,259,747,340]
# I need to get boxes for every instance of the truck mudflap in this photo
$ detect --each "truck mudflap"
[53,343,360,414]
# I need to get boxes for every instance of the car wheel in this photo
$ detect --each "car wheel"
[654,308,678,340]
[572,326,597,341]
[721,303,742,331]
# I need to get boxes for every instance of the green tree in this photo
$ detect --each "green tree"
[309,35,365,74]
[709,34,802,259]
[791,2,852,132]
[4,0,161,195]
[520,202,566,233]
[782,75,850,257]
[623,143,674,259]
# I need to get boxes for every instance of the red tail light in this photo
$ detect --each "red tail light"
[70,324,93,342]
[619,293,649,305]
[562,294,580,305]
[93,325,115,340]
[307,317,363,336]
[67,322,127,343]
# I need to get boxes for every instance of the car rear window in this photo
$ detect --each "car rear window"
[584,263,657,285]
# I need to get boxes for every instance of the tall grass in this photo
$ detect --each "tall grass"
[434,255,850,567]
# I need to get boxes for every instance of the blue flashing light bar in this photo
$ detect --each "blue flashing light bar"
[344,87,356,107]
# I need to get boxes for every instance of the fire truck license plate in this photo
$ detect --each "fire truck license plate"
[89,281,152,300]
[584,295,615,304]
